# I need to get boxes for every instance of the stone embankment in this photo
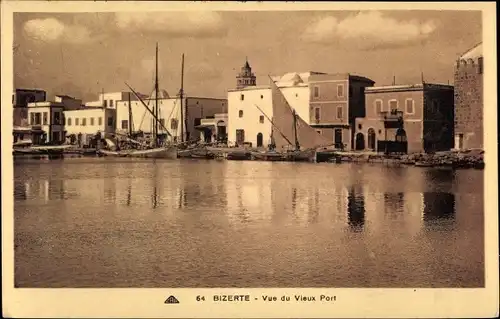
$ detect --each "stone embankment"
[327,149,485,169]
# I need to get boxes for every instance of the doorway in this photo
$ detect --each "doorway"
[355,133,365,150]
[236,129,245,146]
[256,133,263,147]
[334,129,343,148]
[367,128,376,150]
[455,133,464,150]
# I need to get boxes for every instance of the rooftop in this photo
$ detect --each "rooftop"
[460,42,483,60]
[366,83,454,93]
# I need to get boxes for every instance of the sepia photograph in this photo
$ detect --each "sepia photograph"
[2,1,498,318]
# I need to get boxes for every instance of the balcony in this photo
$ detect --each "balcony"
[379,110,403,128]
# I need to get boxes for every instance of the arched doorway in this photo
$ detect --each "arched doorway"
[355,133,365,150]
[256,133,263,147]
[367,128,376,150]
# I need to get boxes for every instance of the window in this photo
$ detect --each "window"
[295,93,299,97]
[107,117,113,126]
[313,86,319,98]
[314,107,320,122]
[389,100,398,111]
[259,115,264,123]
[109,100,114,107]
[337,84,344,98]
[98,117,103,126]
[104,100,107,108]
[159,118,165,128]
[35,113,41,125]
[239,110,244,118]
[349,86,353,98]
[478,57,483,74]
[67,118,72,126]
[90,117,95,125]
[405,99,415,114]
[54,112,61,125]
[358,124,362,130]
[171,119,178,130]
[30,113,35,125]
[82,118,87,126]
[240,94,244,101]
[75,118,79,126]
[121,120,128,130]
[316,130,322,135]
[336,106,343,119]
[260,95,263,99]
[375,100,383,113]
[43,112,48,125]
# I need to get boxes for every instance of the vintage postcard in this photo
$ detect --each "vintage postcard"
[1,1,498,318]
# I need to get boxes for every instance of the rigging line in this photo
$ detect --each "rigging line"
[138,87,156,130]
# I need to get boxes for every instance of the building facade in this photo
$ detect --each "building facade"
[356,83,454,154]
[85,91,141,108]
[64,108,117,145]
[12,89,47,126]
[309,73,375,150]
[454,42,483,150]
[27,101,65,144]
[228,68,322,147]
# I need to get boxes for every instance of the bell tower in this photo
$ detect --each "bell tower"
[236,57,256,89]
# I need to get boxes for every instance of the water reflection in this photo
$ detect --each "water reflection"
[347,186,365,232]
[422,192,456,226]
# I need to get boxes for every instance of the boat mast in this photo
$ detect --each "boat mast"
[292,109,300,151]
[179,53,185,143]
[128,92,133,137]
[154,42,159,147]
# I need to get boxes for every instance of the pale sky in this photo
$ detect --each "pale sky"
[14,10,482,102]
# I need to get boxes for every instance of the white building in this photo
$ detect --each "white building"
[64,107,117,145]
[115,93,227,142]
[227,65,324,147]
[27,101,65,143]
[85,91,141,109]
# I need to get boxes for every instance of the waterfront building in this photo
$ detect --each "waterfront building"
[63,107,117,146]
[12,88,47,126]
[308,73,375,150]
[454,42,483,150]
[195,113,228,143]
[228,59,324,147]
[27,101,65,144]
[355,83,454,154]
[115,92,227,143]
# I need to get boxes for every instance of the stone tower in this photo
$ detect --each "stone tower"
[236,57,256,89]
[453,42,483,150]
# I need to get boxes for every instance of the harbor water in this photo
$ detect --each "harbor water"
[14,158,484,288]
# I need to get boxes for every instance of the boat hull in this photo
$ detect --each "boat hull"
[98,146,178,159]
[251,151,285,161]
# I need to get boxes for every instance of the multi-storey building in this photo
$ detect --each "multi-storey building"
[12,89,47,126]
[64,108,117,145]
[355,83,454,154]
[27,101,65,144]
[308,73,375,149]
[453,42,483,150]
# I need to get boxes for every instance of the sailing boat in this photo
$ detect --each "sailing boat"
[98,44,178,159]
[251,75,334,162]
